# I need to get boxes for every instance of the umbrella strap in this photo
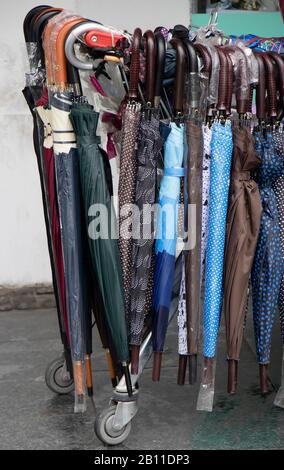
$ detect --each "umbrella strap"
[163,168,185,177]
[77,136,101,146]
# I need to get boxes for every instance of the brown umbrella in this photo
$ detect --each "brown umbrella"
[118,28,142,318]
[224,126,262,394]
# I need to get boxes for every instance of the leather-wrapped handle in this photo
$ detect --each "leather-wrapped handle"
[224,51,233,115]
[255,54,266,120]
[216,47,228,112]
[182,39,198,73]
[23,5,50,41]
[154,31,166,106]
[268,52,284,112]
[262,53,277,117]
[143,30,156,105]
[128,27,142,100]
[194,43,212,74]
[170,38,186,116]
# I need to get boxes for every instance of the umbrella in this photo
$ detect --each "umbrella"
[200,124,212,280]
[70,101,132,396]
[128,30,164,374]
[224,126,262,394]
[50,91,89,412]
[152,38,185,381]
[272,129,284,407]
[251,129,284,394]
[118,28,142,319]
[152,121,184,380]
[197,121,233,412]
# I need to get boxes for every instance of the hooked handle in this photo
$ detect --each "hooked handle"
[170,38,186,117]
[143,30,156,105]
[128,28,142,100]
[262,53,277,117]
[216,47,228,112]
[255,54,266,120]
[194,43,212,74]
[154,32,166,107]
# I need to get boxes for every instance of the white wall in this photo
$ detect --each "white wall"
[0,0,189,286]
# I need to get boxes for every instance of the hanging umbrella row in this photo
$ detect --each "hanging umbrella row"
[22,5,284,426]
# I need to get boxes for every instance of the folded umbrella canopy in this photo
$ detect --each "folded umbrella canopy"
[251,129,284,394]
[224,126,262,394]
[152,38,185,381]
[50,91,90,412]
[118,28,142,319]
[272,129,284,407]
[197,121,233,412]
[129,30,164,374]
[70,102,132,396]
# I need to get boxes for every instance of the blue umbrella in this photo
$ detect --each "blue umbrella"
[152,122,184,380]
[197,121,233,411]
[272,129,284,407]
[251,130,284,394]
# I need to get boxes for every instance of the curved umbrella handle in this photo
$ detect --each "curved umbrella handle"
[262,53,277,118]
[128,28,142,100]
[143,30,156,106]
[170,38,186,119]
[23,5,50,42]
[194,43,212,74]
[216,47,228,113]
[268,52,284,119]
[223,50,233,116]
[33,10,61,43]
[65,21,123,71]
[182,39,199,110]
[31,7,62,42]
[55,17,85,86]
[255,54,266,121]
[154,31,166,107]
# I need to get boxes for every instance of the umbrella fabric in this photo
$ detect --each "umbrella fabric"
[51,92,89,411]
[251,130,284,364]
[35,91,69,343]
[118,103,141,318]
[129,109,163,346]
[203,122,233,358]
[272,130,284,344]
[153,122,184,358]
[22,86,71,356]
[177,122,211,357]
[70,102,129,364]
[184,120,203,357]
[200,124,212,281]
[224,127,262,362]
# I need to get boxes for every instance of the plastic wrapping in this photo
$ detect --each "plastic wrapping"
[25,42,46,87]
[274,348,284,409]
[196,357,216,412]
[223,46,250,114]
[236,42,259,86]
[200,43,220,107]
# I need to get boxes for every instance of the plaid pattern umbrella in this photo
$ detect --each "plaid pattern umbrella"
[224,126,262,394]
[251,130,284,393]
[129,109,163,373]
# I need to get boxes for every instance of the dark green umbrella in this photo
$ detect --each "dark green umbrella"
[70,102,132,395]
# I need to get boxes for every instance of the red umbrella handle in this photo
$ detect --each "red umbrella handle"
[170,37,186,118]
[255,54,266,121]
[128,27,142,100]
[143,30,156,106]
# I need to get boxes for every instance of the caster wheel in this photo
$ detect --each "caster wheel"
[45,356,74,395]
[95,406,131,446]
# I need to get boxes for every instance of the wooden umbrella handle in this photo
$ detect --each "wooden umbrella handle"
[143,30,156,106]
[262,53,277,117]
[216,47,228,113]
[194,43,212,74]
[255,54,266,121]
[128,28,142,100]
[170,37,186,117]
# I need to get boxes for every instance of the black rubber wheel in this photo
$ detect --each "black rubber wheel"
[45,356,74,395]
[94,405,132,446]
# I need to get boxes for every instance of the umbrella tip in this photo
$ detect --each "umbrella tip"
[152,352,163,382]
[130,345,140,375]
[177,355,188,385]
